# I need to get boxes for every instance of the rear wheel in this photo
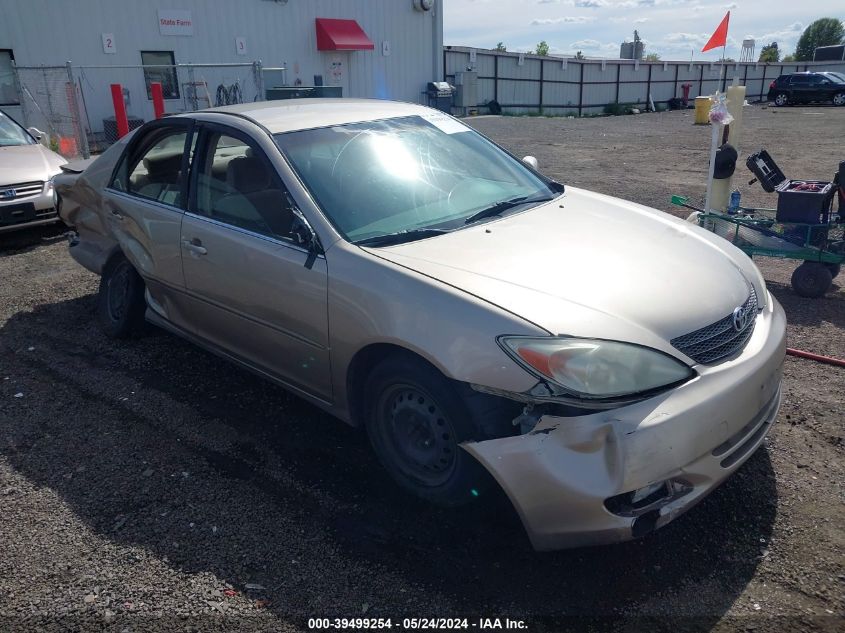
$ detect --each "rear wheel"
[791,262,832,298]
[97,256,147,338]
[833,92,845,107]
[773,93,788,107]
[363,355,510,506]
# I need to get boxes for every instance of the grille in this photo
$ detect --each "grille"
[1,181,44,200]
[671,287,758,364]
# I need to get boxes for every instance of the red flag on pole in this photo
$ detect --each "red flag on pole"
[701,11,730,52]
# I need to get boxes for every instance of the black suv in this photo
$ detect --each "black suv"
[767,72,845,107]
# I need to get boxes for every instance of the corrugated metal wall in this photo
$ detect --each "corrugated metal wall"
[1,0,442,125]
[445,47,845,115]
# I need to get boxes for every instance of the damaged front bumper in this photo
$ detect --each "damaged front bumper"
[462,293,786,551]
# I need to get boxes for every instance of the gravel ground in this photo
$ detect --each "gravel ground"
[1,105,843,633]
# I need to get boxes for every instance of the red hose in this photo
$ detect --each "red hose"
[786,347,845,367]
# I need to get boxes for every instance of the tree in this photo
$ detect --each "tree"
[574,51,585,60]
[758,42,780,62]
[794,18,845,61]
[535,40,550,56]
[783,53,796,62]
[644,53,661,61]
[495,42,507,52]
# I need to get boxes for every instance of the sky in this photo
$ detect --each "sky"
[443,0,845,60]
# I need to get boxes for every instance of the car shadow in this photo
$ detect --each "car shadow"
[768,279,845,329]
[0,222,67,255]
[0,295,778,629]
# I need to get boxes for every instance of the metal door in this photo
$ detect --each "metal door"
[102,118,196,330]
[179,123,331,400]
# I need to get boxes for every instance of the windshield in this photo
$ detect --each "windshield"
[275,114,558,243]
[823,72,845,84]
[0,112,35,147]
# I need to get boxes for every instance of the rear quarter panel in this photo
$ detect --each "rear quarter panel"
[55,135,132,274]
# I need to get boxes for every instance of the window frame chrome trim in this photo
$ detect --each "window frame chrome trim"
[182,210,324,258]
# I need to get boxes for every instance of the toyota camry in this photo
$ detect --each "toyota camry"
[55,99,786,550]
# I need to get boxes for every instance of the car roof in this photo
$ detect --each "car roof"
[196,98,437,134]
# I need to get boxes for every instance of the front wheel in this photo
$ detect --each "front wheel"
[833,92,845,107]
[791,262,832,298]
[97,256,147,338]
[773,93,788,107]
[364,356,500,506]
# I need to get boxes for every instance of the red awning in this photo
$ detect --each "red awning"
[315,18,374,51]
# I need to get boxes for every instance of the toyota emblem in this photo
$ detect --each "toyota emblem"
[732,306,749,332]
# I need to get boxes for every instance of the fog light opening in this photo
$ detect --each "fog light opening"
[604,478,691,517]
[631,481,666,505]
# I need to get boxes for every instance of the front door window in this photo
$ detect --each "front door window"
[193,131,296,241]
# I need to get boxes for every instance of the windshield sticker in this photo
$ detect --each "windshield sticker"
[422,113,470,134]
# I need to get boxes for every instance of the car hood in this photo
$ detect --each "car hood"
[365,187,765,359]
[0,143,66,186]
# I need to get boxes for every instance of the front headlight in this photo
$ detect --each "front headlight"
[499,336,695,400]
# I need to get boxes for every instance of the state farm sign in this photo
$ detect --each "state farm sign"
[158,9,193,36]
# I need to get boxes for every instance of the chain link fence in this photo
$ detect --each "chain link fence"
[14,63,89,159]
[76,62,264,148]
[10,61,265,158]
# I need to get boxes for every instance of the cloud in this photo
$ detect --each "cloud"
[665,32,708,44]
[572,39,599,47]
[574,0,608,6]
[445,0,817,61]
[568,39,614,49]
[745,22,805,46]
[531,16,596,25]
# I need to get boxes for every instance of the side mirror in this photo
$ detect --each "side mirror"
[27,127,44,141]
[522,155,539,170]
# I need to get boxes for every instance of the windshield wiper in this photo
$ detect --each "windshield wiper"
[355,227,451,247]
[463,194,554,225]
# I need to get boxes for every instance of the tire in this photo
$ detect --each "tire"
[97,255,147,338]
[833,92,845,107]
[363,355,513,506]
[791,262,833,298]
[825,263,841,279]
[773,93,788,107]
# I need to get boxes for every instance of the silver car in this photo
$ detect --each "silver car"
[56,99,786,550]
[0,110,66,233]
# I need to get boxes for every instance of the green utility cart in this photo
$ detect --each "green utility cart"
[672,150,845,298]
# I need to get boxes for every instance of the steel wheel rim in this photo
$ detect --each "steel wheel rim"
[107,264,130,322]
[775,94,787,106]
[834,94,845,106]
[378,384,456,486]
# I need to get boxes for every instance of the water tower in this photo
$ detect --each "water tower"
[739,39,755,62]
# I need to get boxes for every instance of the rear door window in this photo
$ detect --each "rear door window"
[111,125,195,208]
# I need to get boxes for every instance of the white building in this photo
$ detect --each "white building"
[1,0,443,148]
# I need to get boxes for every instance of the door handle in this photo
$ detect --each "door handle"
[181,238,207,256]
[108,207,123,221]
